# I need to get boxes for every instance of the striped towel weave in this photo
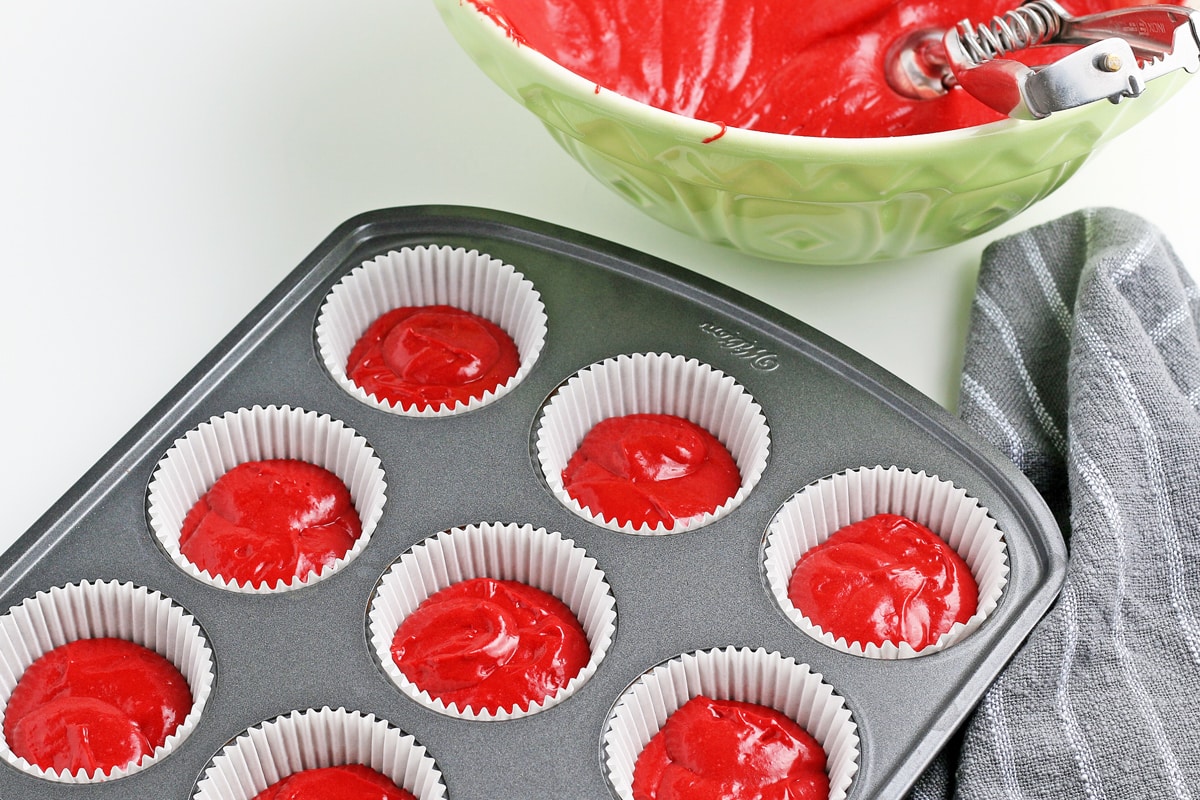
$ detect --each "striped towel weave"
[910,207,1200,799]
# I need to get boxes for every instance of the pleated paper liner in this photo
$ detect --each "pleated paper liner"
[315,244,547,416]
[601,646,859,800]
[762,465,1009,659]
[367,521,617,720]
[0,580,215,783]
[191,706,445,800]
[533,351,770,534]
[146,404,387,594]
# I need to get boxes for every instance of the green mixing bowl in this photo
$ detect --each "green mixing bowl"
[433,0,1190,265]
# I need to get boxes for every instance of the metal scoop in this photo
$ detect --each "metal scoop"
[886,0,1200,119]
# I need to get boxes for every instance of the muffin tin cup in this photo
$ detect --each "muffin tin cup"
[315,244,548,416]
[533,351,771,535]
[763,465,1010,659]
[191,706,445,800]
[367,522,617,721]
[601,646,859,800]
[0,580,215,784]
[146,404,388,594]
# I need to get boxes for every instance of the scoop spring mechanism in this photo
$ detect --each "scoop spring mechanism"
[956,1,1066,62]
[886,0,1200,119]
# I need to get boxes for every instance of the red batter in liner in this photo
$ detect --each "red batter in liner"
[788,512,978,650]
[3,637,193,776]
[631,695,829,800]
[473,0,1137,137]
[251,764,416,800]
[179,458,362,589]
[390,577,590,713]
[561,413,741,530]
[346,304,519,411]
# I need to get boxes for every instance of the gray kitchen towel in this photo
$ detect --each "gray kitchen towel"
[908,207,1200,799]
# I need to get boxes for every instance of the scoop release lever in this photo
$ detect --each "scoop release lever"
[886,1,1200,119]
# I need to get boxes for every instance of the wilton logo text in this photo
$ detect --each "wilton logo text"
[699,323,780,371]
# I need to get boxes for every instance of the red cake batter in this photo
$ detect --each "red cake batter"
[346,304,519,411]
[179,458,362,589]
[561,413,741,529]
[3,637,193,776]
[631,695,829,800]
[788,513,978,649]
[473,0,1134,137]
[251,764,416,800]
[390,577,590,713]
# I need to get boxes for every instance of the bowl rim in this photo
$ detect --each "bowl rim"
[437,0,1129,156]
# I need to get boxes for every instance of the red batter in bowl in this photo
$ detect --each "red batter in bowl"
[788,512,979,650]
[631,695,829,800]
[3,637,192,776]
[473,0,1134,136]
[390,577,590,713]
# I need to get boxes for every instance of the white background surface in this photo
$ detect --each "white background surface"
[2,1,1199,553]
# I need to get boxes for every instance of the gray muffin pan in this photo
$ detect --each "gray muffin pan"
[0,205,1066,799]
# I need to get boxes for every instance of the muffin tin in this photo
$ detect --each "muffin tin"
[0,205,1066,799]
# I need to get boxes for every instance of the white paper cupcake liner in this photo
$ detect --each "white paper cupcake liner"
[367,522,617,720]
[191,706,445,800]
[0,580,215,783]
[534,352,770,535]
[763,465,1010,659]
[602,646,859,800]
[315,245,548,416]
[146,405,388,594]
